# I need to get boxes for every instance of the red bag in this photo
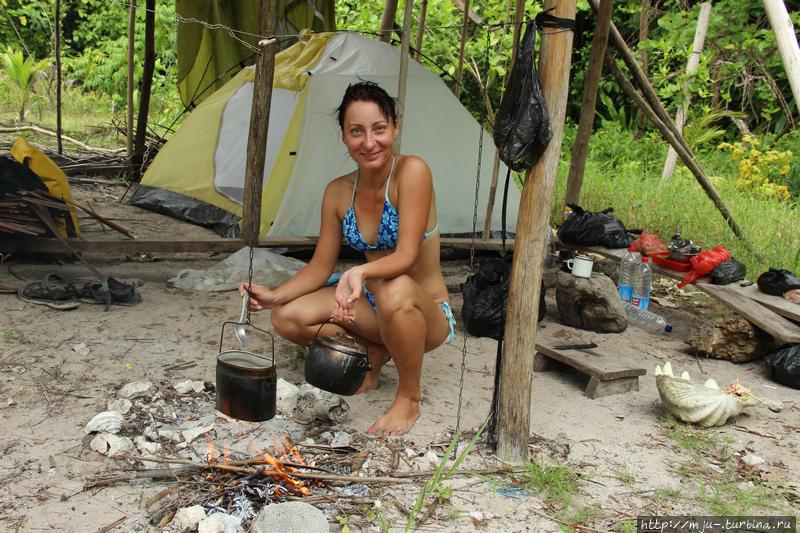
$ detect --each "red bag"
[631,232,668,256]
[678,246,732,288]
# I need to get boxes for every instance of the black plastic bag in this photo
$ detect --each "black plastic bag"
[756,268,800,296]
[556,204,633,249]
[764,343,800,389]
[711,259,746,285]
[493,20,553,172]
[461,258,545,340]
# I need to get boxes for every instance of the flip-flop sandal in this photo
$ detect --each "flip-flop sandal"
[79,277,141,306]
[17,274,80,310]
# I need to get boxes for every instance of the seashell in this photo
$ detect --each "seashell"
[84,410,124,434]
[90,433,134,456]
[107,398,132,415]
[655,368,757,427]
[680,371,690,380]
[117,381,152,400]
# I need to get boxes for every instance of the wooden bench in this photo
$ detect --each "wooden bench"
[534,342,646,399]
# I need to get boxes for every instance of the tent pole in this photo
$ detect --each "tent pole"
[605,55,743,239]
[454,0,470,100]
[395,0,415,152]
[661,2,711,180]
[242,2,277,246]
[497,0,576,464]
[127,0,136,160]
[379,0,399,43]
[132,0,155,181]
[55,0,63,155]
[482,0,526,241]
[762,0,800,111]
[564,0,613,208]
[414,0,428,60]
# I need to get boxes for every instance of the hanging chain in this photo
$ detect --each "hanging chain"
[455,25,491,435]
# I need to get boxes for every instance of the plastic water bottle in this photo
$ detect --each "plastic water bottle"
[631,257,652,310]
[623,302,672,334]
[618,247,641,302]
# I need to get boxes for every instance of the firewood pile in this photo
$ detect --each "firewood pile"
[0,189,71,237]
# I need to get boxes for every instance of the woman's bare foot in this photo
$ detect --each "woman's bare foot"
[358,343,391,393]
[367,396,420,436]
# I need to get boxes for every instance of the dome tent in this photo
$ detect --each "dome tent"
[130,33,520,238]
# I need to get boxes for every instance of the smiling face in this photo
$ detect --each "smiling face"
[341,100,397,172]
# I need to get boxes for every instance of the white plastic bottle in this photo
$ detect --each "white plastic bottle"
[623,302,672,334]
[618,247,641,302]
[631,257,652,310]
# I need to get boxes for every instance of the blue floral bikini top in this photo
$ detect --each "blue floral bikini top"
[342,157,438,253]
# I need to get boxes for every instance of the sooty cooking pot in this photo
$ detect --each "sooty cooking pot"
[216,322,276,422]
[305,332,371,396]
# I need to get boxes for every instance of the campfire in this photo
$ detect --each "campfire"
[81,378,412,530]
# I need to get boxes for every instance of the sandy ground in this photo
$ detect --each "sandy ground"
[0,181,798,532]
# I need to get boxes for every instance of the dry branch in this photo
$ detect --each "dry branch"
[0,125,125,155]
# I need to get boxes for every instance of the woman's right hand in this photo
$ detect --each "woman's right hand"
[239,282,280,311]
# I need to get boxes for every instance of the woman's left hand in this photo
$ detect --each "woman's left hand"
[333,267,364,322]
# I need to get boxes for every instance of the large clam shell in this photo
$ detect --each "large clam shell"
[84,410,124,434]
[655,364,757,427]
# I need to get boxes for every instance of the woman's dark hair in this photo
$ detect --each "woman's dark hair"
[336,81,398,129]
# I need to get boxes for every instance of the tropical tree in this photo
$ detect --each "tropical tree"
[1,46,49,123]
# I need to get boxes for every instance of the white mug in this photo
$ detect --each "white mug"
[566,255,593,278]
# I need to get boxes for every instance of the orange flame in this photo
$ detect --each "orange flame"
[260,450,311,495]
[206,441,216,463]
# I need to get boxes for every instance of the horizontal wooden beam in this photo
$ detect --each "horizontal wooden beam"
[1,237,514,255]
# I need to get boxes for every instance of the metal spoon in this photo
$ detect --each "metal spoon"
[234,292,249,345]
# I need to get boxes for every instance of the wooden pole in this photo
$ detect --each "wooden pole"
[454,0,470,100]
[661,2,711,180]
[564,0,613,207]
[605,55,744,239]
[127,0,136,159]
[395,0,415,152]
[55,0,62,154]
[762,0,800,109]
[242,2,277,246]
[379,0,399,43]
[482,0,526,240]
[414,0,428,60]
[497,0,576,464]
[132,0,155,180]
[633,0,650,138]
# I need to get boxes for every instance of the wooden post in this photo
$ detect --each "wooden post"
[454,0,470,100]
[414,0,428,60]
[762,0,800,109]
[132,0,155,180]
[241,2,277,246]
[497,0,576,464]
[379,0,399,43]
[482,0,526,240]
[634,0,650,137]
[395,0,415,152]
[661,2,711,180]
[127,0,136,159]
[605,56,744,239]
[564,0,613,207]
[55,0,63,154]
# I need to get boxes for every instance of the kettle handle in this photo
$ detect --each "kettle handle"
[218,321,275,366]
[312,316,367,343]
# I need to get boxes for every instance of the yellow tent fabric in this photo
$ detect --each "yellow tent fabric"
[140,33,330,236]
[10,137,80,237]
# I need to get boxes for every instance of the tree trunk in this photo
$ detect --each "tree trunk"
[132,0,155,180]
[661,2,711,180]
[634,0,650,138]
[379,0,399,43]
[242,3,277,245]
[564,0,613,208]
[414,0,428,60]
[454,0,470,99]
[55,0,63,154]
[761,0,800,110]
[497,0,577,464]
[395,0,415,152]
[127,0,136,159]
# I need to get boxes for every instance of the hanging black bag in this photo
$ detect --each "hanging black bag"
[493,20,553,172]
